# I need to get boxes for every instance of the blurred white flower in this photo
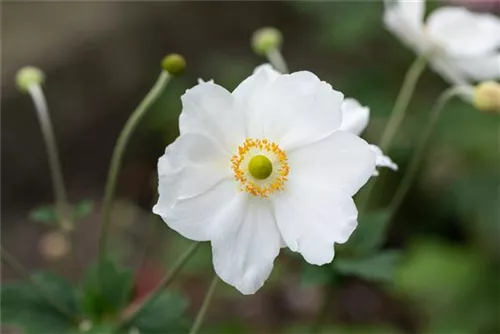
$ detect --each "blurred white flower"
[340,98,398,176]
[153,65,378,294]
[384,0,500,85]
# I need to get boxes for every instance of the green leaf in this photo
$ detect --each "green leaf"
[333,251,401,283]
[300,263,333,286]
[127,291,189,334]
[344,210,390,255]
[1,272,78,334]
[80,260,134,321]
[73,200,94,221]
[29,205,58,226]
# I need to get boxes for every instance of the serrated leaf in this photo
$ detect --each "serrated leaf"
[73,200,94,221]
[333,251,401,283]
[29,205,58,226]
[1,272,78,334]
[127,291,189,334]
[81,260,134,321]
[300,263,333,286]
[345,210,390,255]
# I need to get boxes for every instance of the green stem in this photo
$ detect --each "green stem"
[116,242,199,331]
[28,85,71,231]
[379,55,428,151]
[266,48,289,74]
[359,55,428,212]
[98,71,171,273]
[311,276,336,334]
[1,246,79,322]
[189,274,219,334]
[387,87,465,220]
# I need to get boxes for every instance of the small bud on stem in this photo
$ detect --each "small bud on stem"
[474,81,500,113]
[251,27,283,56]
[16,66,44,93]
[161,54,186,75]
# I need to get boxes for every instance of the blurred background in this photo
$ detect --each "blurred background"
[1,1,499,333]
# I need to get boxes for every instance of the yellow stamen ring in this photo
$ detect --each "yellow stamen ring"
[231,138,289,197]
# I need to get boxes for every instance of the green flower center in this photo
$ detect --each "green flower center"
[248,155,273,180]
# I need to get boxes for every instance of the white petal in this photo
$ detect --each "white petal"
[246,71,344,151]
[179,81,245,153]
[339,98,370,136]
[453,53,500,81]
[429,55,470,86]
[287,131,376,197]
[426,7,500,57]
[212,198,281,294]
[153,134,233,241]
[383,0,428,52]
[154,178,239,242]
[273,181,359,265]
[369,144,398,176]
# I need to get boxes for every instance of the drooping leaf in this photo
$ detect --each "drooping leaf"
[72,200,94,221]
[127,291,189,334]
[29,205,58,226]
[333,251,401,283]
[1,272,78,334]
[345,210,391,255]
[80,260,134,321]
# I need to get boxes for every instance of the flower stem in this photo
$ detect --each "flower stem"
[98,71,171,275]
[28,85,81,275]
[115,242,199,331]
[189,273,219,334]
[359,55,427,212]
[28,85,71,231]
[387,86,465,220]
[1,246,79,322]
[379,55,428,151]
[266,48,289,74]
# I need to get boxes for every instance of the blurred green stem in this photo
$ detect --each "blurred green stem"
[387,86,466,220]
[311,276,336,334]
[1,246,79,322]
[98,71,171,279]
[266,48,289,74]
[359,55,427,212]
[28,85,81,276]
[189,274,219,334]
[116,242,199,331]
[28,85,71,231]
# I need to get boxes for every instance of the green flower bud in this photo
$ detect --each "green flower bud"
[248,155,273,180]
[473,81,500,114]
[251,27,283,56]
[161,54,186,75]
[16,66,44,93]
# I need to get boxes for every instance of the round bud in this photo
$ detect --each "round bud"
[16,66,44,93]
[248,155,273,180]
[38,231,69,261]
[251,27,283,56]
[161,54,186,75]
[473,81,500,113]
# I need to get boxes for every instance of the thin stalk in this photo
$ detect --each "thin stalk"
[359,55,428,212]
[98,71,171,274]
[379,55,428,151]
[1,246,79,322]
[189,274,219,334]
[28,85,81,275]
[266,48,289,74]
[115,242,199,331]
[387,87,465,220]
[28,85,70,230]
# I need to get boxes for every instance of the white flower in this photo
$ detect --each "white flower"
[339,98,398,176]
[153,65,378,294]
[384,0,500,85]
